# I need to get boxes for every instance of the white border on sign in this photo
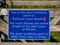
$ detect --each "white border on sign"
[8,9,50,40]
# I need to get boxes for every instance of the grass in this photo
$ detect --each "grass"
[1,4,60,42]
[7,5,60,9]
[44,31,60,42]
[5,0,60,1]
[50,17,54,21]
[50,17,60,25]
[1,31,60,42]
[50,31,60,42]
[50,31,60,37]
[56,21,60,25]
[54,37,60,42]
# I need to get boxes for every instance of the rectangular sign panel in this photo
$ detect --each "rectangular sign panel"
[8,9,50,40]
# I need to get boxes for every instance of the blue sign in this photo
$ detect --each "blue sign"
[8,9,50,40]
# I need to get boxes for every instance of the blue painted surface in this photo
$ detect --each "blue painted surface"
[8,9,50,40]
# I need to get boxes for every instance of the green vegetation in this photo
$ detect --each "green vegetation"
[50,17,54,21]
[50,17,60,25]
[50,31,60,37]
[54,37,60,42]
[8,5,60,9]
[50,31,60,42]
[56,21,60,25]
[2,31,60,42]
[44,31,60,42]
[9,0,60,1]
[1,3,60,42]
